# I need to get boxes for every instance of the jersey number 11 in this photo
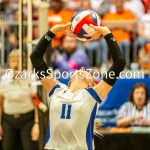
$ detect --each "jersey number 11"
[61,104,72,119]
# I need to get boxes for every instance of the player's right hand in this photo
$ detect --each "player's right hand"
[50,22,76,38]
[84,24,111,40]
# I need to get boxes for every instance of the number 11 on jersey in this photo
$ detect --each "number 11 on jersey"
[61,104,72,119]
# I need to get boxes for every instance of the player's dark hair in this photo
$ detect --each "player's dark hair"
[128,83,149,105]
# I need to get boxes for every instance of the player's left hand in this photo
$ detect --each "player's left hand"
[50,22,77,38]
[31,123,40,141]
[84,24,111,40]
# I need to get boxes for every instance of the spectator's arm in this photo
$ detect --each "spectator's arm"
[103,20,136,31]
[117,115,143,127]
[116,103,143,127]
[140,119,150,126]
[140,103,150,126]
[31,105,40,141]
[116,103,134,127]
[34,102,39,124]
[117,118,135,127]
[119,20,136,31]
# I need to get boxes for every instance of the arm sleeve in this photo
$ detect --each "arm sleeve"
[30,30,55,80]
[49,84,61,97]
[102,33,126,86]
[48,83,66,97]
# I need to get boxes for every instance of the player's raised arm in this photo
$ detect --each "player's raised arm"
[30,23,76,93]
[85,25,126,101]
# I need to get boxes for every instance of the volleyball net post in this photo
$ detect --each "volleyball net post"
[18,0,23,72]
[27,0,33,72]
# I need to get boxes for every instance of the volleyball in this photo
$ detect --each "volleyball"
[70,9,101,41]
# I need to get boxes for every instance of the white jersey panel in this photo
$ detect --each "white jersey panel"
[45,83,101,150]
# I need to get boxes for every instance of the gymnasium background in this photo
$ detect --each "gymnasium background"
[0,0,150,150]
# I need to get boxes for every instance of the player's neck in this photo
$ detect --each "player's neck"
[69,81,87,93]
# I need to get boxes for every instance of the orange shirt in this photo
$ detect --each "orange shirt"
[143,44,150,69]
[138,44,150,70]
[138,59,150,70]
[103,10,136,42]
[48,9,75,47]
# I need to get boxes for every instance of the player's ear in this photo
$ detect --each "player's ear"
[88,81,95,87]
[88,83,93,88]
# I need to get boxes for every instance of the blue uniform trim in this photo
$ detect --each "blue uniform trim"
[61,104,67,119]
[49,84,60,97]
[46,122,50,144]
[86,104,97,150]
[85,88,102,103]
[66,104,72,119]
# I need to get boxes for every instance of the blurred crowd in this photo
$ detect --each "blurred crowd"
[0,0,150,74]
[0,0,150,150]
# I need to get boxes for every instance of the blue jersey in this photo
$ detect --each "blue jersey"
[45,83,101,150]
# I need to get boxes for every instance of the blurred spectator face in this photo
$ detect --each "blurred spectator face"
[50,0,63,12]
[9,54,19,72]
[62,36,77,54]
[32,9,38,20]
[114,0,124,13]
[133,87,146,107]
[9,50,27,72]
[14,10,19,21]
[9,33,17,48]
[81,0,91,9]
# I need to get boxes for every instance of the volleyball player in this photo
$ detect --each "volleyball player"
[30,23,126,150]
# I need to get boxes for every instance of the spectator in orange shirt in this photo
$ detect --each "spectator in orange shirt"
[101,0,136,67]
[138,43,150,70]
[136,6,150,51]
[48,0,75,47]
